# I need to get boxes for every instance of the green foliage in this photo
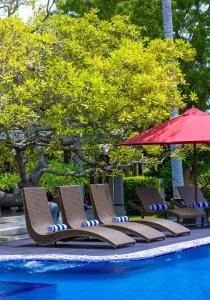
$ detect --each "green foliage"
[0,13,195,170]
[197,173,210,201]
[202,186,210,202]
[159,159,173,201]
[0,143,16,173]
[0,173,20,192]
[39,161,87,191]
[58,1,210,109]
[173,144,210,186]
[124,176,160,213]
[0,13,197,188]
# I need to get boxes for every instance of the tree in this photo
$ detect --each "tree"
[0,13,195,193]
[57,0,210,109]
[162,0,184,198]
[0,0,56,23]
[0,0,30,17]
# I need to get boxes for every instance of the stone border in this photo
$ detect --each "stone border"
[1,237,210,262]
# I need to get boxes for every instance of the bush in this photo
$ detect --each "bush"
[198,174,210,201]
[124,176,160,214]
[202,186,210,201]
[39,161,88,192]
[0,173,20,192]
[159,159,172,201]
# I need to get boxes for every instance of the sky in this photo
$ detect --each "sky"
[18,5,33,20]
[18,0,48,21]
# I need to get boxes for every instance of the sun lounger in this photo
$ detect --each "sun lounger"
[134,186,202,229]
[56,185,136,247]
[132,187,191,236]
[89,183,165,242]
[178,186,210,217]
[23,187,135,248]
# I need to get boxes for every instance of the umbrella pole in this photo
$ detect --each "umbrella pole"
[193,143,198,202]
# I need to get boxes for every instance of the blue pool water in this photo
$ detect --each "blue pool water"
[1,245,210,300]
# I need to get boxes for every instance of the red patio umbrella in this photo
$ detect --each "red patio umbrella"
[121,108,210,201]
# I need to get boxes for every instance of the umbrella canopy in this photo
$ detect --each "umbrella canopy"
[121,108,210,202]
[121,108,210,145]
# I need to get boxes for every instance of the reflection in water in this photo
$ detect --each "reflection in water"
[0,281,56,299]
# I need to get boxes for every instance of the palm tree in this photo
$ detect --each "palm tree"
[162,0,184,198]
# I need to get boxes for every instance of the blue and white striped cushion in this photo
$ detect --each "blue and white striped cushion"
[191,202,197,208]
[47,224,68,233]
[81,220,100,227]
[191,201,209,208]
[148,203,168,211]
[112,216,129,223]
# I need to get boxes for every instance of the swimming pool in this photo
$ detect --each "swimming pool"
[1,244,210,300]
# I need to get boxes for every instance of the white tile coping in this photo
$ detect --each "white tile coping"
[1,236,210,262]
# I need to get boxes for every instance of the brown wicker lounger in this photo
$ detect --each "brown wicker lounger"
[133,187,190,236]
[177,186,210,217]
[89,183,165,242]
[23,187,135,248]
[57,185,136,247]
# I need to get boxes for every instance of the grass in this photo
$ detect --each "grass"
[0,237,10,242]
[129,215,141,221]
[128,214,164,221]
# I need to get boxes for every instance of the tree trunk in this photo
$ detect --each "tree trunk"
[1,147,50,209]
[162,0,173,40]
[14,148,30,188]
[63,147,72,163]
[162,0,184,198]
[183,165,194,186]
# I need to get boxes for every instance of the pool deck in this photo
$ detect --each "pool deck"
[1,226,210,261]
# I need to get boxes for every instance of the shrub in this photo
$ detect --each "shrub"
[202,186,210,201]
[0,173,20,192]
[198,174,210,201]
[124,176,160,214]
[39,161,88,192]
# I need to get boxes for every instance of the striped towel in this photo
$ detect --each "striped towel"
[81,220,100,227]
[112,216,129,223]
[47,224,68,233]
[191,201,209,208]
[148,203,168,211]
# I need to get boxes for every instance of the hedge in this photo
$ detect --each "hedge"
[123,176,161,214]
[202,186,210,201]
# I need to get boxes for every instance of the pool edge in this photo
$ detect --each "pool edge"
[1,236,210,262]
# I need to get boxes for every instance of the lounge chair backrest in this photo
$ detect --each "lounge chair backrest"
[90,183,116,223]
[58,185,87,228]
[136,187,163,210]
[23,187,54,234]
[177,186,205,207]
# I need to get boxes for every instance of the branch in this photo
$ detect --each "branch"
[0,0,27,17]
[39,167,95,178]
[37,154,169,178]
[31,0,56,33]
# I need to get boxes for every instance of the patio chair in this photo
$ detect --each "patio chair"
[177,186,210,217]
[89,183,165,242]
[23,187,135,248]
[134,186,204,227]
[131,187,190,236]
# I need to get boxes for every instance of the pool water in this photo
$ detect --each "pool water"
[1,245,210,300]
